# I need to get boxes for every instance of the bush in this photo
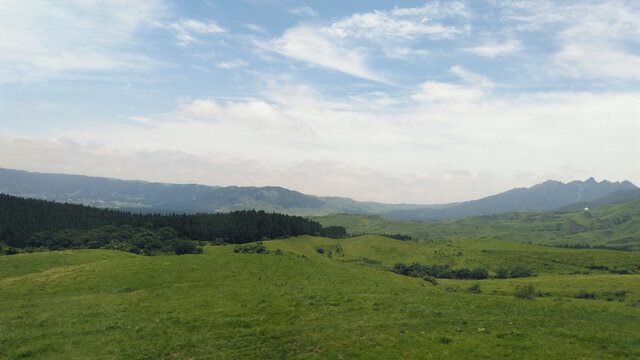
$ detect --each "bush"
[0,243,20,255]
[466,283,482,294]
[453,268,472,279]
[575,290,596,300]
[423,275,438,286]
[174,240,201,255]
[470,268,489,280]
[510,267,534,278]
[514,284,536,299]
[495,268,509,279]
[615,290,626,297]
[393,263,409,276]
[234,242,268,254]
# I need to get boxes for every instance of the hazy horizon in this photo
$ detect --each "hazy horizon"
[1,166,636,207]
[1,1,639,204]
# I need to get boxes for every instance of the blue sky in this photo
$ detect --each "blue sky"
[1,0,639,203]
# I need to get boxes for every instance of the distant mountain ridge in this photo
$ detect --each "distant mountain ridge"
[556,188,640,212]
[385,177,638,221]
[0,168,424,215]
[0,168,636,220]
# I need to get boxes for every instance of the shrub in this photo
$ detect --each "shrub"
[423,275,438,286]
[615,290,626,297]
[470,268,489,280]
[575,290,596,300]
[466,283,482,294]
[393,263,409,276]
[509,267,534,278]
[174,240,201,255]
[453,268,472,279]
[495,268,509,279]
[514,284,536,299]
[315,247,325,254]
[234,242,268,254]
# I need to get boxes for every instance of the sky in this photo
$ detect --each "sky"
[1,0,639,204]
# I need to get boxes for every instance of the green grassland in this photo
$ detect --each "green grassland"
[312,198,640,250]
[267,235,640,276]
[2,235,640,359]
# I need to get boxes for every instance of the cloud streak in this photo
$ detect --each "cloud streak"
[463,40,522,58]
[168,19,225,46]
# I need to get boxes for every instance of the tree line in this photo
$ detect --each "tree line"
[393,262,534,280]
[0,194,346,255]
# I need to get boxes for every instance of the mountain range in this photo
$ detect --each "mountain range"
[0,167,636,220]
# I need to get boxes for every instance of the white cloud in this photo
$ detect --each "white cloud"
[328,7,465,40]
[450,65,493,87]
[412,81,484,103]
[551,2,640,81]
[500,0,640,81]
[245,23,267,34]
[217,60,246,69]
[287,5,318,17]
[265,2,470,81]
[384,47,430,59]
[0,0,167,82]
[128,116,154,125]
[463,39,522,58]
[179,98,315,136]
[266,26,388,83]
[390,2,470,19]
[168,19,225,46]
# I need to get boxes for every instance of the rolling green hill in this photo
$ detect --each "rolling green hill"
[2,237,640,359]
[313,198,640,250]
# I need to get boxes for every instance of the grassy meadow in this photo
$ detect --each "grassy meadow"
[2,235,640,359]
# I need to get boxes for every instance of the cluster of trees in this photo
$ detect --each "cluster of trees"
[348,233,413,241]
[0,194,346,255]
[26,225,201,255]
[380,233,412,241]
[393,262,535,280]
[552,243,633,251]
[393,262,489,280]
[233,242,271,254]
[494,266,534,279]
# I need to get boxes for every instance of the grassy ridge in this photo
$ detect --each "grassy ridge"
[268,235,640,275]
[2,236,640,359]
[312,198,640,250]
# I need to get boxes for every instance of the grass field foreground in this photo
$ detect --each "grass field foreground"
[1,236,640,359]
